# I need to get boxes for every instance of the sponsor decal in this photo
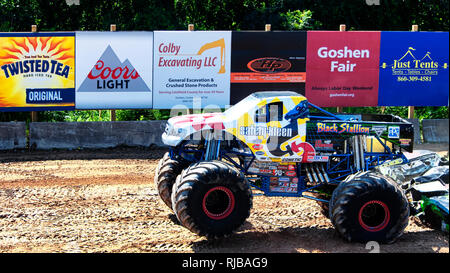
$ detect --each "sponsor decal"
[285,171,297,177]
[307,155,329,162]
[388,126,400,139]
[272,169,283,176]
[314,140,334,151]
[285,187,297,193]
[317,122,370,134]
[255,151,265,156]
[399,138,411,145]
[282,157,303,162]
[270,187,285,193]
[380,157,405,167]
[277,165,288,170]
[371,125,387,137]
[252,144,263,150]
[291,177,299,183]
[289,183,298,189]
[288,165,296,170]
[270,177,279,182]
[278,177,291,182]
[240,125,293,137]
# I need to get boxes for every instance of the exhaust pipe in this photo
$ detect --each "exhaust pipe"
[320,164,330,183]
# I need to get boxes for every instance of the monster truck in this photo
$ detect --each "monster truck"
[155,91,415,242]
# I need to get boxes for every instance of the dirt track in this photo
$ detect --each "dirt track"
[0,145,448,253]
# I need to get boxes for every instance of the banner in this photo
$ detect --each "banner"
[378,31,449,106]
[0,33,75,111]
[75,31,153,109]
[153,31,231,109]
[230,31,307,104]
[305,31,381,107]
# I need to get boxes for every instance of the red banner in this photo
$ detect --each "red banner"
[305,31,381,107]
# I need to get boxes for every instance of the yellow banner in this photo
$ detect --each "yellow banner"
[0,34,75,109]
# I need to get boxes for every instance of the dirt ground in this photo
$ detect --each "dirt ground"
[0,144,448,253]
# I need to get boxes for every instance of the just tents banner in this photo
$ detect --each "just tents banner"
[378,31,449,106]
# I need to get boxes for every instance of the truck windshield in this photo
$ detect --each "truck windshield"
[223,95,259,116]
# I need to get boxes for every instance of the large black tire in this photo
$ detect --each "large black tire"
[330,172,410,243]
[171,160,253,239]
[329,171,368,220]
[155,152,189,210]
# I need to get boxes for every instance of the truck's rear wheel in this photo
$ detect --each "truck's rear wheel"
[155,152,189,210]
[171,160,252,238]
[330,172,409,243]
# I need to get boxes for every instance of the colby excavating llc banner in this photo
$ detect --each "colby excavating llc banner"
[75,31,153,109]
[0,33,75,111]
[153,31,231,109]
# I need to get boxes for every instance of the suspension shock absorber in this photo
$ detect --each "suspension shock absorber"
[204,131,221,161]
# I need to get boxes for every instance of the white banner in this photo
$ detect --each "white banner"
[153,31,231,109]
[75,31,153,109]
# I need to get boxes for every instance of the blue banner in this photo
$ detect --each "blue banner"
[26,88,75,104]
[378,31,449,106]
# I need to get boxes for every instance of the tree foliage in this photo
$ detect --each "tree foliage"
[1,0,448,32]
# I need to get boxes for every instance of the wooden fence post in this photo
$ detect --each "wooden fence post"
[188,24,195,114]
[110,24,117,121]
[31,25,38,122]
[336,24,346,114]
[408,24,419,119]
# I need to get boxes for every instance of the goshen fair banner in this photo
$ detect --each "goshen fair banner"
[0,33,75,112]
[75,31,153,109]
[153,31,231,109]
[305,31,381,107]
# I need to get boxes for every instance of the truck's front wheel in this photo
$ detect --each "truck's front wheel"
[171,160,253,238]
[155,152,189,210]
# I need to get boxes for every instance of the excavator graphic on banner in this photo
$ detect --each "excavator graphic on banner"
[196,38,226,74]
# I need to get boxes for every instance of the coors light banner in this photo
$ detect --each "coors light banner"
[75,31,153,109]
